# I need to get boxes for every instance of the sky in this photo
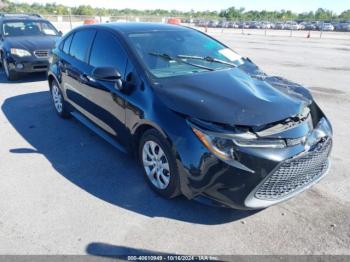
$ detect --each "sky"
[12,0,350,14]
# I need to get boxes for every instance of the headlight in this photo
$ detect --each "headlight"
[192,127,286,161]
[192,128,235,161]
[10,48,31,57]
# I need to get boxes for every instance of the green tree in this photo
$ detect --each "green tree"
[73,5,94,16]
[220,7,244,19]
[1,1,349,22]
[315,8,334,20]
[339,10,350,20]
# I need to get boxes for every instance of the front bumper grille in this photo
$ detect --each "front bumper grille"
[34,50,49,58]
[255,138,332,200]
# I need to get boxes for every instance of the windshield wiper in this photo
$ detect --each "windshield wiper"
[148,52,214,71]
[177,55,237,68]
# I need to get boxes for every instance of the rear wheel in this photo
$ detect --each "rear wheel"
[50,79,70,118]
[139,129,181,198]
[2,58,19,81]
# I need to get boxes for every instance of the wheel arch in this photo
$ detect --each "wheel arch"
[48,74,56,88]
[131,121,170,156]
[0,48,9,61]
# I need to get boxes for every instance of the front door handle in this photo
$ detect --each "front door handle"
[58,60,67,74]
[79,73,90,83]
[111,93,125,107]
[80,73,95,83]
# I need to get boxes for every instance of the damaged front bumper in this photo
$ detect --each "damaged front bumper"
[176,104,333,210]
[244,137,332,209]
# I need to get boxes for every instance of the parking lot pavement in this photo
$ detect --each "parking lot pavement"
[0,33,350,255]
[203,27,350,40]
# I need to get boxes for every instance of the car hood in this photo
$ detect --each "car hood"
[4,36,59,51]
[154,65,312,127]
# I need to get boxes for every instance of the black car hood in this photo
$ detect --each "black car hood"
[154,64,312,127]
[4,36,59,51]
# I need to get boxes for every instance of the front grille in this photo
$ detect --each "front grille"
[34,50,49,58]
[33,65,48,70]
[255,138,332,200]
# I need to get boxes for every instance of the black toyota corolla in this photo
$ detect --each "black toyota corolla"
[48,23,332,209]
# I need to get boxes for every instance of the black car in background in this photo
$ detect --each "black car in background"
[48,23,332,209]
[0,13,61,80]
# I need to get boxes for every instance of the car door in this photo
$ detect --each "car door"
[60,28,96,116]
[72,29,130,144]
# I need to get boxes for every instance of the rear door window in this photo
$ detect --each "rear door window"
[69,29,95,62]
[89,30,127,77]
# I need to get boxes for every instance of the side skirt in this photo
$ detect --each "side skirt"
[70,111,128,154]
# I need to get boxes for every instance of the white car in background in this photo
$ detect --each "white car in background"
[321,23,334,31]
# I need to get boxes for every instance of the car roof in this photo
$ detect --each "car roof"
[0,14,44,22]
[89,22,190,34]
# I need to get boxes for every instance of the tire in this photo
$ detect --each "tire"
[2,58,19,81]
[50,79,70,118]
[139,129,181,198]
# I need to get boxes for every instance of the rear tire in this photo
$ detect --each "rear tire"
[50,79,70,118]
[139,129,181,198]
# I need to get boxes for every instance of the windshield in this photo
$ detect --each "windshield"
[128,30,242,78]
[2,20,59,37]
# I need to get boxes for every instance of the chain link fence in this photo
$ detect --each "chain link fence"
[44,15,350,40]
[45,15,166,34]
[191,17,350,40]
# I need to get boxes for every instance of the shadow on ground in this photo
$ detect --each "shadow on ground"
[2,90,258,225]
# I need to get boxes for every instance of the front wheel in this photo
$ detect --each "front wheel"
[2,58,19,81]
[139,129,181,198]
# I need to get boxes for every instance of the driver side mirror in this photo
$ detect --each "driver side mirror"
[92,67,123,90]
[58,31,63,37]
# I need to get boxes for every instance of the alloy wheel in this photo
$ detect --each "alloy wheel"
[52,83,63,113]
[142,140,171,189]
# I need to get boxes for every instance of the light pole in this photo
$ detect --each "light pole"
[68,8,72,29]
